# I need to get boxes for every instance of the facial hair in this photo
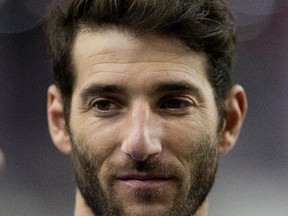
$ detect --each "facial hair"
[70,135,219,216]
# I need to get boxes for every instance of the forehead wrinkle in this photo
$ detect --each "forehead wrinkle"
[84,58,206,77]
[85,70,129,79]
[82,45,198,62]
[86,49,185,57]
[85,61,202,71]
[148,69,206,78]
[82,51,207,77]
[84,53,184,66]
[84,69,205,82]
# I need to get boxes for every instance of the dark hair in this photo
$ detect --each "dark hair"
[46,0,236,126]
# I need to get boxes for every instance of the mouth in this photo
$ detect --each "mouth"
[116,173,175,190]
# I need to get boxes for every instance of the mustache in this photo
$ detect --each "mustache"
[130,159,163,172]
[107,158,185,180]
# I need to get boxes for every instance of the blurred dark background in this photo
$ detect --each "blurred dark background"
[0,0,287,215]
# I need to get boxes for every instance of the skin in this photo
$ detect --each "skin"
[47,28,247,216]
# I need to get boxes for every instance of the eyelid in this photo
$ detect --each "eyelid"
[158,96,197,111]
[162,95,197,104]
[88,95,124,106]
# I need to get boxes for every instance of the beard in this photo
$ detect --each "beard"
[70,134,219,216]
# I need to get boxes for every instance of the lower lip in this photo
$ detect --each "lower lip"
[117,179,172,190]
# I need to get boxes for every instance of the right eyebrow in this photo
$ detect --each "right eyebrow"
[80,84,127,103]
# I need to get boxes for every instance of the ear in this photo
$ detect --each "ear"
[47,85,72,155]
[219,84,248,155]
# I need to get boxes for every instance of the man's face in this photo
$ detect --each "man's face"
[69,29,220,216]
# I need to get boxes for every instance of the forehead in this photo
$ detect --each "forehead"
[71,28,211,94]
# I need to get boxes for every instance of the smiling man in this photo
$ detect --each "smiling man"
[46,0,247,216]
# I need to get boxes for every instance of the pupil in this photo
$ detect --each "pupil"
[167,99,180,109]
[97,101,111,110]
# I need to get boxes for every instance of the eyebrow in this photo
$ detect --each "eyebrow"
[80,84,127,103]
[79,81,203,103]
[153,81,203,98]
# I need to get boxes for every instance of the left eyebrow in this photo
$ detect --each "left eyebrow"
[80,84,127,103]
[152,81,203,98]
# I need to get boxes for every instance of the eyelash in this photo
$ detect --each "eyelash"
[159,97,196,112]
[90,98,123,114]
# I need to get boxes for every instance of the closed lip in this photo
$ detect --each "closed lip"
[116,173,174,181]
[115,172,177,190]
[117,175,172,189]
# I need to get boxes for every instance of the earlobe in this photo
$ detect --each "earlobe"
[219,85,248,155]
[47,85,71,155]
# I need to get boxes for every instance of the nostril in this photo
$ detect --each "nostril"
[121,138,162,162]
[129,152,148,161]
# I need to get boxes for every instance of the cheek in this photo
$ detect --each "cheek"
[71,130,116,190]
[161,117,219,173]
[162,119,206,154]
[71,115,122,155]
[70,123,121,189]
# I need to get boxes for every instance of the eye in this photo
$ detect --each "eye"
[159,97,195,112]
[90,98,122,113]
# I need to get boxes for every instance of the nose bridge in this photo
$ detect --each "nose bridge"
[121,100,162,161]
[131,101,150,133]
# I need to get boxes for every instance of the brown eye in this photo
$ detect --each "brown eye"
[160,98,192,110]
[91,98,121,113]
[158,97,196,115]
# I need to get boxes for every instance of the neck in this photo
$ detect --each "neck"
[74,189,94,216]
[74,189,209,216]
[195,198,209,216]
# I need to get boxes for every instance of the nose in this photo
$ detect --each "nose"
[121,102,162,161]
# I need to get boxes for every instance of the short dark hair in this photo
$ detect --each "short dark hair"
[46,0,236,126]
